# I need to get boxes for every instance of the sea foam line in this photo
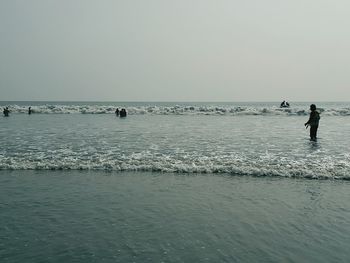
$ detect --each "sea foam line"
[2,104,350,116]
[1,153,349,180]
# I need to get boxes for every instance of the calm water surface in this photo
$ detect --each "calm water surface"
[1,171,350,263]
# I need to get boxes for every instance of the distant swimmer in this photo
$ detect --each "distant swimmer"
[120,108,127,117]
[280,101,290,108]
[115,108,120,116]
[3,107,9,117]
[28,107,32,115]
[304,104,320,141]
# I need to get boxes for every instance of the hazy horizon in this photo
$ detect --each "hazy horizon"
[1,0,350,101]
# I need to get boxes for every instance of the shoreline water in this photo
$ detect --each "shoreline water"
[1,170,350,262]
[1,102,350,261]
[1,110,350,179]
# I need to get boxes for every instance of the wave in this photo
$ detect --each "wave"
[2,104,350,116]
[1,152,349,180]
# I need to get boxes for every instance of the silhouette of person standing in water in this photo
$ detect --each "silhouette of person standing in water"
[115,108,119,116]
[3,107,10,117]
[28,107,32,115]
[305,104,320,141]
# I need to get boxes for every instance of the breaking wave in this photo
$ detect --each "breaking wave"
[1,151,349,180]
[2,102,349,180]
[2,104,350,116]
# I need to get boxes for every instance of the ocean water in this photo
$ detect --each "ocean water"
[1,101,350,179]
[1,171,350,263]
[1,101,350,262]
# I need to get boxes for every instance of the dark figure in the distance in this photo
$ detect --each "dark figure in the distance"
[28,107,32,115]
[305,104,320,141]
[280,101,290,108]
[115,108,119,116]
[120,108,127,118]
[3,107,10,117]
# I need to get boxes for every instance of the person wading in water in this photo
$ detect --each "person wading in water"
[305,104,320,141]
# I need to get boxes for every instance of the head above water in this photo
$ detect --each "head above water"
[310,104,316,111]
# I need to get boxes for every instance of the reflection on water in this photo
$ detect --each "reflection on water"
[308,139,321,151]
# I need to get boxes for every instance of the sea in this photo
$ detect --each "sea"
[1,101,350,262]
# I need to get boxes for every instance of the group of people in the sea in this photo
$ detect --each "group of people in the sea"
[3,107,32,116]
[2,107,10,117]
[115,108,127,117]
[280,100,290,108]
[2,104,320,141]
[2,106,128,118]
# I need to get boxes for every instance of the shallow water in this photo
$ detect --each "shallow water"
[1,171,350,262]
[1,102,349,262]
[1,102,350,178]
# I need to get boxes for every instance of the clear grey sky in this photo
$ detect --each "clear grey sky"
[1,0,349,101]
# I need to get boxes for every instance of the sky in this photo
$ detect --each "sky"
[0,0,349,101]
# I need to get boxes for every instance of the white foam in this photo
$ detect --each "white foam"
[3,104,350,116]
[1,151,349,180]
